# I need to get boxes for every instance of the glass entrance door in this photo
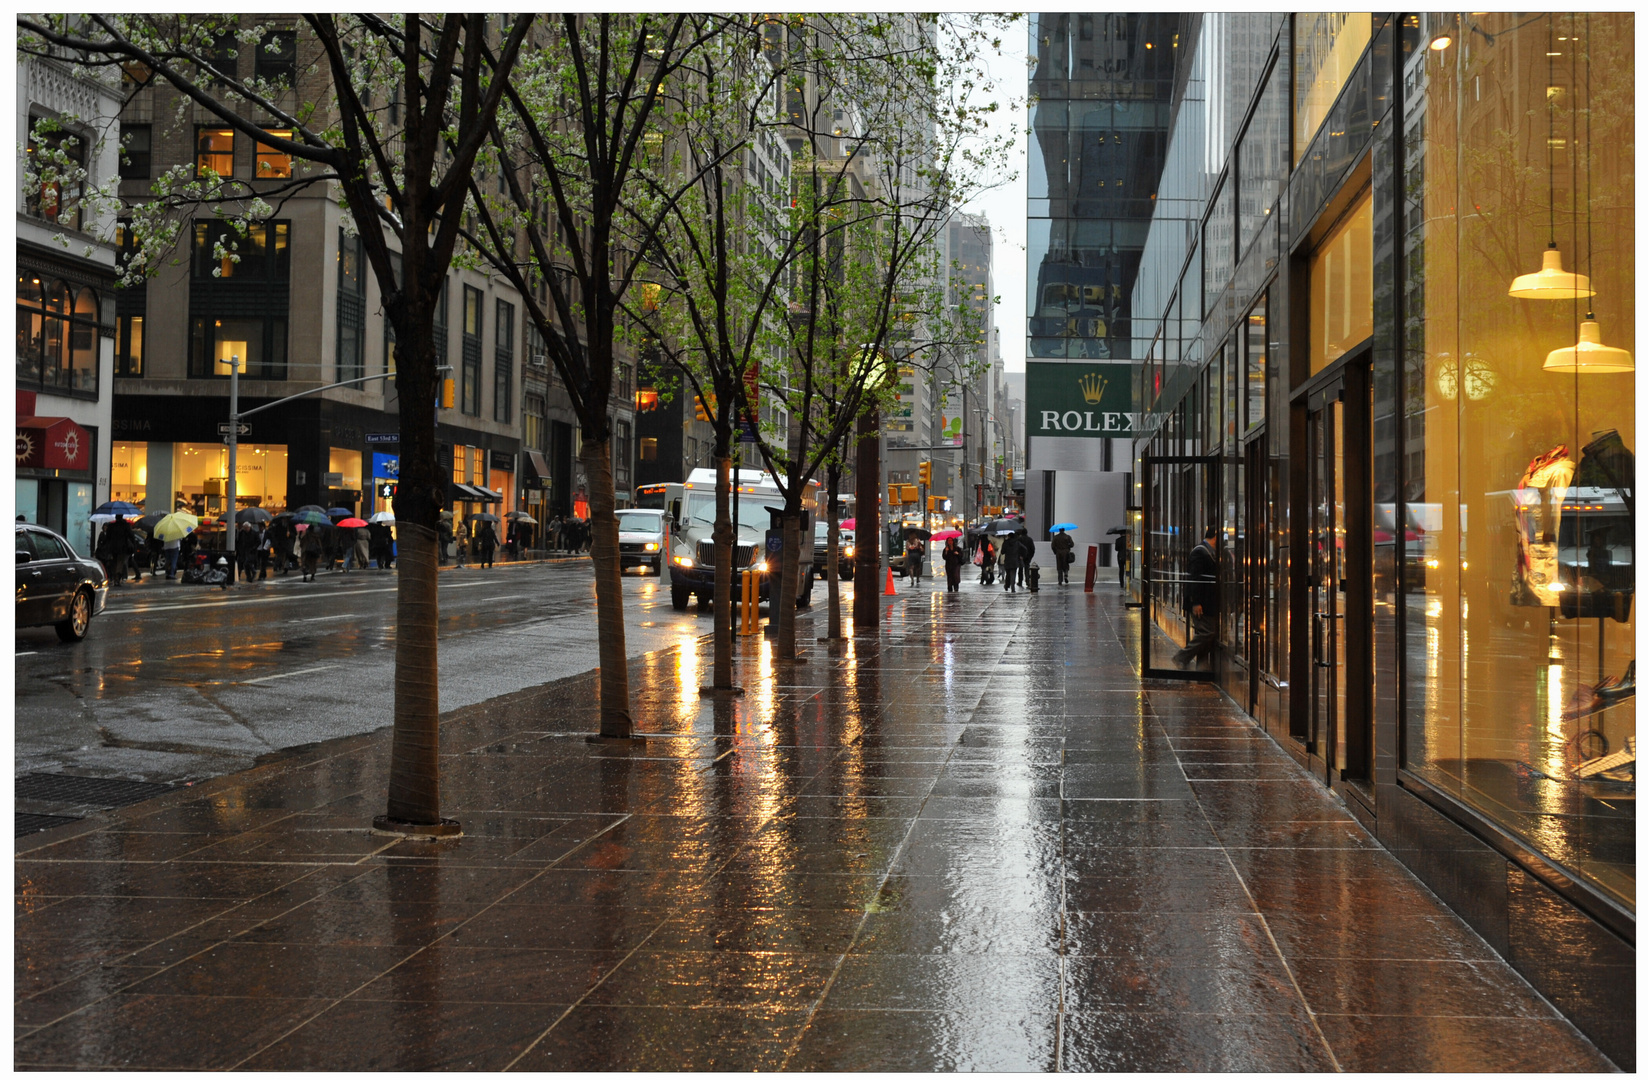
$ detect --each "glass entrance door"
[1141,454,1218,680]
[1307,393,1347,776]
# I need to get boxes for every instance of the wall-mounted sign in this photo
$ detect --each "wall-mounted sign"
[1025,361,1136,439]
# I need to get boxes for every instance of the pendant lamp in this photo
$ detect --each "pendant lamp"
[1543,320,1633,373]
[1545,16,1632,373]
[1509,20,1593,300]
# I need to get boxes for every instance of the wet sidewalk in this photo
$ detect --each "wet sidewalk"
[15,585,1617,1070]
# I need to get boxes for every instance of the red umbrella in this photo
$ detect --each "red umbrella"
[336,517,368,528]
[931,529,963,541]
[839,517,856,530]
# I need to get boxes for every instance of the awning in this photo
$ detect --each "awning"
[452,483,503,503]
[17,415,91,471]
[524,451,551,481]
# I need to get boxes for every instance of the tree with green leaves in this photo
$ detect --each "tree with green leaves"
[458,13,733,735]
[18,13,532,832]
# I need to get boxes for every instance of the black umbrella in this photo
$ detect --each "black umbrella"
[293,505,327,516]
[1106,527,1128,535]
[218,507,273,525]
[135,512,166,532]
[327,507,355,518]
[902,526,932,542]
[473,512,501,523]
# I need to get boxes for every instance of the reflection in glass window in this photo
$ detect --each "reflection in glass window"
[1238,68,1286,256]
[1246,296,1267,431]
[1202,176,1234,310]
[1307,191,1372,373]
[1292,14,1372,165]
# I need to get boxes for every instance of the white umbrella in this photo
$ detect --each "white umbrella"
[369,511,396,524]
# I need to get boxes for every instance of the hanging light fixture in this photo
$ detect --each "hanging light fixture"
[1545,17,1632,373]
[1510,17,1592,300]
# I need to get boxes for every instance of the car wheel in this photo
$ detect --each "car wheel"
[671,585,690,611]
[56,588,92,643]
[697,591,713,611]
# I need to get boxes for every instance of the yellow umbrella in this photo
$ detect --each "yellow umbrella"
[152,511,200,542]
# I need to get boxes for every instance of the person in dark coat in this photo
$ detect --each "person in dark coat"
[1114,529,1130,587]
[1174,525,1221,668]
[300,525,323,582]
[904,531,926,587]
[941,536,965,593]
[477,520,499,568]
[368,522,391,569]
[998,531,1021,592]
[437,517,454,565]
[1051,528,1076,585]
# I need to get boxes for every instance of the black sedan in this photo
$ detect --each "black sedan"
[16,524,108,642]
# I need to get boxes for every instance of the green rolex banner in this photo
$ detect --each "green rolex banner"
[1026,361,1135,438]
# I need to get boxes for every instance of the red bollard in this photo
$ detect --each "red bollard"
[1084,544,1097,592]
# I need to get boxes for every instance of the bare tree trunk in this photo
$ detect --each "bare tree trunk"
[853,408,881,635]
[711,451,735,689]
[774,511,803,660]
[582,435,635,737]
[825,463,842,639]
[384,326,444,827]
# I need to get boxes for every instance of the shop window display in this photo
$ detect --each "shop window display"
[173,443,288,518]
[1403,13,1634,909]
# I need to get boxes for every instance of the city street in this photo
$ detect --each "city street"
[16,558,812,786]
[14,584,1611,1071]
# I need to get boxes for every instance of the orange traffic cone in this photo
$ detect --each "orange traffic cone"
[883,566,897,596]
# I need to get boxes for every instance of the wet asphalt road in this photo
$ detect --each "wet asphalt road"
[16,559,836,784]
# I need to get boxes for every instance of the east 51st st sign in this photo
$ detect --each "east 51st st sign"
[1025,361,1142,439]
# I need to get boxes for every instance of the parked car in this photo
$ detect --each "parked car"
[615,509,667,574]
[813,521,855,580]
[16,523,108,642]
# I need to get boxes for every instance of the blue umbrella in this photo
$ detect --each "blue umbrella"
[1049,522,1078,534]
[327,507,355,518]
[92,500,142,517]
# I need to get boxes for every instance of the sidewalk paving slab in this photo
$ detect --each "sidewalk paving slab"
[14,585,1620,1071]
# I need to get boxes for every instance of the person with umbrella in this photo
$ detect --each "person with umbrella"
[941,535,965,593]
[976,533,996,585]
[236,521,260,583]
[299,523,324,581]
[1050,525,1076,586]
[475,515,499,569]
[998,525,1023,592]
[903,528,926,588]
[1109,527,1131,587]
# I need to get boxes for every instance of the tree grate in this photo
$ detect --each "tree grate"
[15,772,175,809]
[16,813,83,838]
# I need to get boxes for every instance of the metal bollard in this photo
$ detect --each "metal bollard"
[1084,544,1098,592]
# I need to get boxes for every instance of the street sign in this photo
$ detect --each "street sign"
[365,433,399,444]
[218,422,251,436]
[737,417,760,443]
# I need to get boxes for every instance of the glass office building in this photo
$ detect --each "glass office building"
[1126,14,1634,1066]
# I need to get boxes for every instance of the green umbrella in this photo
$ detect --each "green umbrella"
[291,510,331,527]
[152,512,199,542]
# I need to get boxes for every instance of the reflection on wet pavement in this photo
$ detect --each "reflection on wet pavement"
[13,588,1618,1070]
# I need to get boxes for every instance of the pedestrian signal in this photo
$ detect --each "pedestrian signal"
[378,482,398,500]
[887,486,902,506]
[900,484,918,504]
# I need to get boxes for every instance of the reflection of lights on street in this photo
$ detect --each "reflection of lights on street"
[1425,598,1443,620]
[1545,663,1565,750]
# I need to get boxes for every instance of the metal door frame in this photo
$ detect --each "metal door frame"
[1140,454,1219,681]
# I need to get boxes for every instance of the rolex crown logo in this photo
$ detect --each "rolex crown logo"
[1078,371,1108,404]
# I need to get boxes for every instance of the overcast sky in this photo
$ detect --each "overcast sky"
[956,20,1029,375]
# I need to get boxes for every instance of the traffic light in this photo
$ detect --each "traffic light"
[900,484,918,504]
[441,378,455,409]
[1006,467,1013,483]
[918,460,932,487]
[693,393,715,421]
[887,486,902,507]
[927,495,941,512]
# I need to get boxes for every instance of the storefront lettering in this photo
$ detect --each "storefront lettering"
[1040,410,1135,434]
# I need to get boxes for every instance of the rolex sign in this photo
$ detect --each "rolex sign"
[1025,361,1135,438]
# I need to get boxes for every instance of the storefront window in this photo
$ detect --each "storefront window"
[111,443,148,506]
[1403,13,1634,909]
[1308,190,1372,373]
[172,443,288,518]
[1293,13,1372,165]
[327,447,362,505]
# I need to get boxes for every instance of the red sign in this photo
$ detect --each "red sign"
[17,415,89,471]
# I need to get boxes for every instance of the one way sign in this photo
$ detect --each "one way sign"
[218,422,251,436]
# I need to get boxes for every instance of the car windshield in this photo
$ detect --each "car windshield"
[684,492,783,532]
[615,511,663,533]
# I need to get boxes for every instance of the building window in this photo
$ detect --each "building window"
[16,274,99,397]
[639,437,658,462]
[204,30,237,84]
[1292,13,1372,166]
[254,29,297,85]
[524,393,546,452]
[614,419,632,486]
[461,285,482,416]
[196,127,235,178]
[383,251,401,375]
[433,277,449,369]
[256,129,293,179]
[616,362,633,399]
[114,222,146,378]
[494,298,514,423]
[191,220,290,282]
[24,117,85,230]
[188,220,291,379]
[119,123,151,180]
[336,228,365,383]
[1306,189,1372,374]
